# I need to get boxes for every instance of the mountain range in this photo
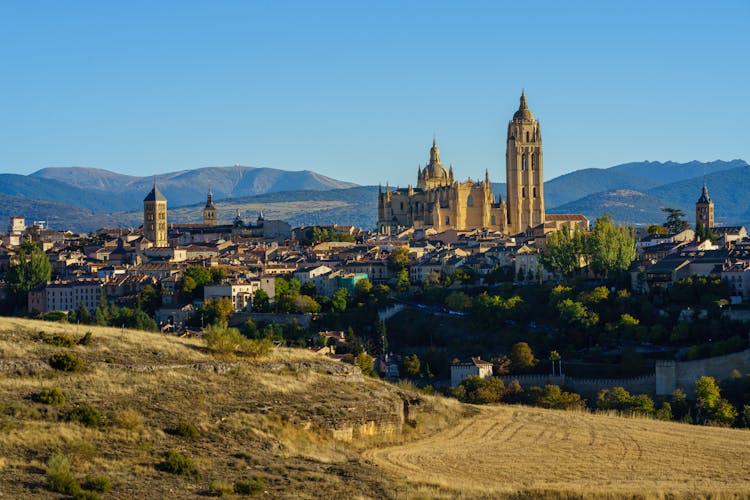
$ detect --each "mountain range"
[0,160,747,232]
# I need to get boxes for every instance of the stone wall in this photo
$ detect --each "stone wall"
[499,374,655,398]
[656,347,750,396]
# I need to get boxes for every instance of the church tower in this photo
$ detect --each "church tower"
[506,91,544,234]
[695,177,714,230]
[203,188,217,226]
[143,183,168,247]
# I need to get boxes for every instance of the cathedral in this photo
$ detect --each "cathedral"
[378,92,551,236]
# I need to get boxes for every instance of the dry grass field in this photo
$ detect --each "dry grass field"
[366,399,750,498]
[2,316,750,499]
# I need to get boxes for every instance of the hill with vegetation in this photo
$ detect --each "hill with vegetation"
[1,317,749,498]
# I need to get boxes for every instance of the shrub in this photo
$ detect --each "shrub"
[46,453,80,495]
[69,404,101,428]
[234,478,265,496]
[169,421,199,438]
[208,479,234,496]
[83,474,111,493]
[49,334,76,347]
[78,331,93,346]
[115,407,143,431]
[36,388,66,406]
[158,450,197,476]
[49,352,83,372]
[203,323,273,358]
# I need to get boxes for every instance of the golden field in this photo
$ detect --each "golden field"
[1,316,749,499]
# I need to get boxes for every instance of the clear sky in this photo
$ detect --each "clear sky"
[0,1,747,187]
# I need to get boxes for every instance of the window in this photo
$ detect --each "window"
[531,154,536,170]
[467,195,473,207]
[400,202,404,210]
[533,187,537,198]
[522,154,527,170]
[522,187,526,198]
[491,215,496,225]
[445,216,450,225]
[526,131,530,142]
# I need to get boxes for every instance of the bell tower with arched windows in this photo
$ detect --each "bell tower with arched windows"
[506,90,544,234]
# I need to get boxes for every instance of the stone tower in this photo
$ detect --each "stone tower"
[203,188,217,226]
[143,183,168,247]
[506,91,544,234]
[695,177,714,230]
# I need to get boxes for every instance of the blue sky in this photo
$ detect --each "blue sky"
[0,1,747,187]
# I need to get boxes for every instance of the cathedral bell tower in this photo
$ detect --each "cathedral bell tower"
[203,188,217,226]
[506,91,544,234]
[695,177,714,230]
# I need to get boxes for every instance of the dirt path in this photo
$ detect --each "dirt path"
[364,404,750,496]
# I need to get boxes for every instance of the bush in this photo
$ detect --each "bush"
[36,388,66,406]
[49,352,83,372]
[169,421,199,438]
[115,407,142,431]
[46,453,80,496]
[158,450,197,476]
[83,474,111,493]
[208,480,234,496]
[69,404,101,428]
[203,323,272,358]
[78,331,93,346]
[234,478,265,496]
[48,334,76,347]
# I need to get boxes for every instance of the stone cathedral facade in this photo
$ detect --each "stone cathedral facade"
[378,92,552,236]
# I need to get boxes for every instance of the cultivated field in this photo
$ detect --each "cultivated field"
[366,404,750,498]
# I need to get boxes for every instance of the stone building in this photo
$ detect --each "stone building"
[695,178,714,230]
[378,91,549,236]
[203,188,217,226]
[143,183,168,247]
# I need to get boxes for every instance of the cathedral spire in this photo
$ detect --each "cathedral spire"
[519,89,527,110]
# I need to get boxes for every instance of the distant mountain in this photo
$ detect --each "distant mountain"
[0,174,133,212]
[30,165,358,209]
[548,190,668,225]
[0,194,128,232]
[543,168,661,208]
[607,159,747,185]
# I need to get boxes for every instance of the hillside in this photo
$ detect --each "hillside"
[0,175,132,213]
[0,317,461,498]
[548,190,669,225]
[2,317,750,498]
[608,159,748,185]
[31,166,358,209]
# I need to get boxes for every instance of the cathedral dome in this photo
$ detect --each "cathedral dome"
[424,137,449,180]
[512,91,535,122]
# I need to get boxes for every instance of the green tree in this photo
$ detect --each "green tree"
[201,297,234,326]
[356,352,376,377]
[395,268,411,293]
[180,276,197,301]
[556,299,599,330]
[387,246,411,271]
[402,354,421,378]
[300,280,317,296]
[137,284,161,316]
[588,214,636,280]
[695,375,737,426]
[445,291,472,311]
[331,288,349,313]
[6,242,52,310]
[354,278,373,301]
[292,295,321,314]
[540,225,583,278]
[374,319,388,355]
[510,342,539,373]
[662,207,689,233]
[252,289,270,312]
[74,302,91,325]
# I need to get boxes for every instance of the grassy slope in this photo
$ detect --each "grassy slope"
[0,317,461,499]
[1,317,749,498]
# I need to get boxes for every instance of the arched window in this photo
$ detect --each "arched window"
[467,195,473,207]
[526,131,530,142]
[522,187,526,198]
[522,154,527,170]
[531,154,536,170]
[533,187,537,198]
